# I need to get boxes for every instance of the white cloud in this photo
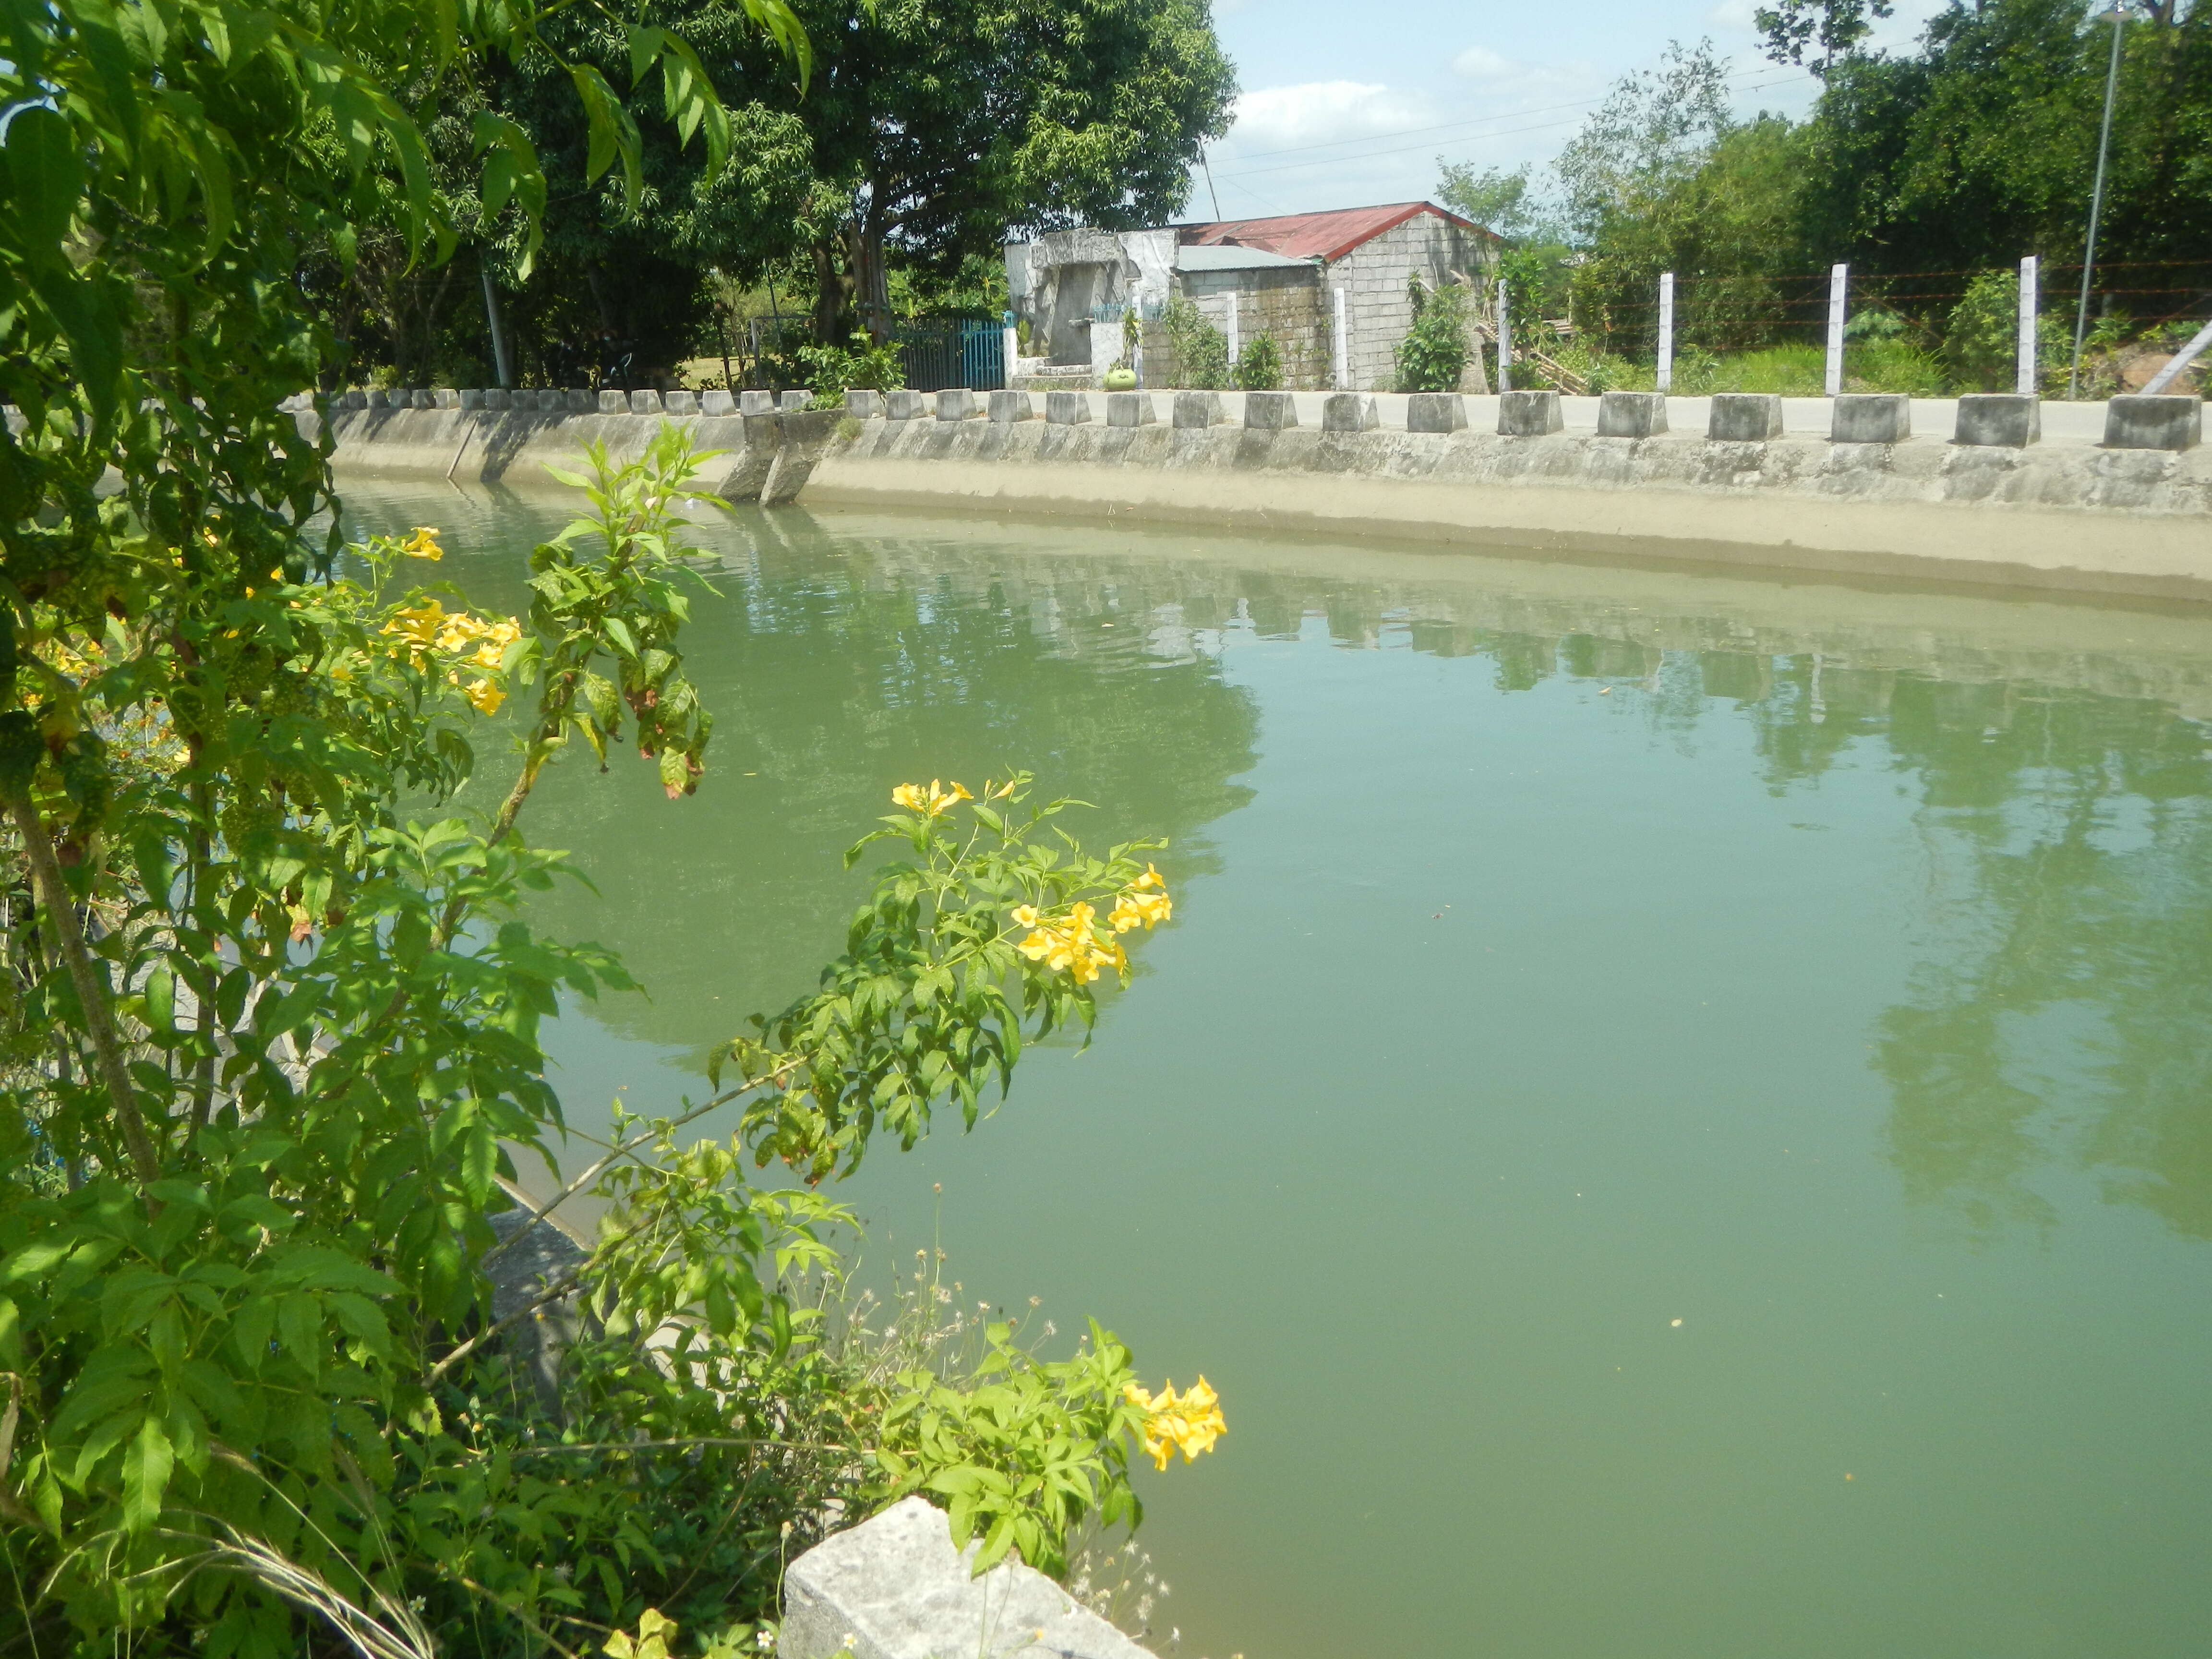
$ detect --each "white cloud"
[1453,46,1517,81]
[1224,81,1425,153]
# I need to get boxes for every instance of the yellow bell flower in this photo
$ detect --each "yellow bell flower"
[463,677,505,715]
[1123,1376,1226,1471]
[891,779,973,817]
[1109,881,1171,933]
[383,597,447,657]
[401,526,444,560]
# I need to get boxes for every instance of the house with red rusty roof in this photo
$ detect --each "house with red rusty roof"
[1007,203,1500,392]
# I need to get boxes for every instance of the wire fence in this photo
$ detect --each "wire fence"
[1571,258,2212,356]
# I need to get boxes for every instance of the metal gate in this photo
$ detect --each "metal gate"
[895,318,1006,393]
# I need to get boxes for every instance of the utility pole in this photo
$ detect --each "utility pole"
[2070,5,2132,399]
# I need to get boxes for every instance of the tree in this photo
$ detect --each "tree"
[1794,0,2212,284]
[749,0,1238,340]
[1546,41,1808,355]
[1435,163,1545,242]
[0,0,1210,1649]
[1754,0,1897,76]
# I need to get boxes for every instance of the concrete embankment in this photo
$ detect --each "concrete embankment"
[320,389,2212,602]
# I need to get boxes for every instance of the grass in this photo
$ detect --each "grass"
[1534,338,1957,397]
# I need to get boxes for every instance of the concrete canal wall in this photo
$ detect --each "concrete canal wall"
[315,385,2212,603]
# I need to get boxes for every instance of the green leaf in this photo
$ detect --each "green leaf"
[276,1292,321,1380]
[121,1415,173,1533]
[3,107,83,261]
[570,63,644,207]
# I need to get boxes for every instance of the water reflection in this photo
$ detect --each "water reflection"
[344,485,2212,1244]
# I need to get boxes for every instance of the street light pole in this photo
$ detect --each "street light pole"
[2069,5,2131,399]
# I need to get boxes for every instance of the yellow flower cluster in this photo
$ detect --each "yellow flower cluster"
[1108,864,1171,933]
[380,596,521,714]
[1123,1376,1226,1471]
[1009,902,1125,985]
[401,526,444,560]
[890,778,972,817]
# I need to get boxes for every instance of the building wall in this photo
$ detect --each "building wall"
[1170,266,1330,387]
[1322,216,1499,393]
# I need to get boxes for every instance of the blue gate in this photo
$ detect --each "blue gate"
[895,317,1006,392]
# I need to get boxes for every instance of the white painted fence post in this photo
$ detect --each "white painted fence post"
[1497,280,1511,395]
[1226,291,1240,370]
[1657,272,1675,393]
[1332,287,1349,390]
[1824,263,1848,397]
[2017,256,2039,396]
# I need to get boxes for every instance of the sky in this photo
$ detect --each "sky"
[1187,0,1956,224]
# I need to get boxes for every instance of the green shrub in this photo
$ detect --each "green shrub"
[1394,281,1470,392]
[1944,272,2075,394]
[1236,333,1283,390]
[798,331,905,403]
[1162,298,1230,389]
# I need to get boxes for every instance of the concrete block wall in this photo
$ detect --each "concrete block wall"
[1324,217,1498,394]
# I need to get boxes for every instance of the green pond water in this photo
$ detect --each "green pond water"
[347,483,2212,1659]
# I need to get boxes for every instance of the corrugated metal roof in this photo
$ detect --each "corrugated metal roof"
[1172,244,1313,272]
[1181,202,1488,264]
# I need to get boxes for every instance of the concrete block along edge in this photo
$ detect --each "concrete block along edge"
[1708,393,1783,441]
[664,391,698,415]
[988,390,1034,423]
[701,390,737,416]
[885,390,927,421]
[565,389,596,412]
[1173,390,1227,429]
[1323,393,1380,433]
[780,390,812,413]
[1047,390,1093,424]
[1953,394,2040,446]
[1106,391,1156,427]
[630,389,662,415]
[1597,391,1666,439]
[1244,391,1298,430]
[742,390,780,417]
[599,390,628,414]
[780,1496,1154,1659]
[843,390,883,419]
[1832,394,1910,444]
[1406,392,1467,433]
[937,388,980,421]
[2104,394,2202,452]
[1499,389,1563,437]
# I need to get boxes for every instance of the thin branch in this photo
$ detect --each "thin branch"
[427,1265,585,1383]
[3,786,164,1186]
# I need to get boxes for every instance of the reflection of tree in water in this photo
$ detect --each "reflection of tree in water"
[416,483,2212,1233]
[1723,661,2212,1241]
[1358,604,2212,1243]
[520,525,1262,1062]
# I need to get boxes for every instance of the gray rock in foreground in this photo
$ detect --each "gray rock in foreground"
[782,1496,1155,1659]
